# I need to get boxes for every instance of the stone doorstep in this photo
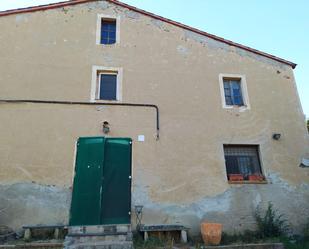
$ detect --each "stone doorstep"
[202,243,284,249]
[66,240,133,249]
[68,225,130,235]
[64,225,133,249]
[67,234,129,243]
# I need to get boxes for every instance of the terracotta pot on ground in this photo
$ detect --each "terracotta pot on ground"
[201,222,222,246]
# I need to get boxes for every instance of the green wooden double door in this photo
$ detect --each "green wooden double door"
[69,137,132,226]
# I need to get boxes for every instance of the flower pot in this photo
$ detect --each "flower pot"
[201,222,222,246]
[248,174,264,181]
[228,174,244,181]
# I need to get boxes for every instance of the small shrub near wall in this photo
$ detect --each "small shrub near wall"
[221,203,309,249]
[255,202,290,238]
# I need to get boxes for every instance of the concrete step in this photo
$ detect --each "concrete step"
[68,225,130,235]
[66,234,130,243]
[65,240,133,249]
[64,225,133,249]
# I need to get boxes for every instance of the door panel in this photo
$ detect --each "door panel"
[69,137,105,226]
[69,137,131,226]
[101,138,132,224]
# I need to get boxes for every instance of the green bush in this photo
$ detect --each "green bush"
[221,206,308,248]
[255,202,289,238]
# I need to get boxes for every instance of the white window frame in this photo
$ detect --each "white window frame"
[91,66,123,102]
[219,73,250,110]
[96,14,120,45]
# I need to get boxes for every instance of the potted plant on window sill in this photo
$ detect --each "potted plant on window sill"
[248,174,264,181]
[228,174,244,181]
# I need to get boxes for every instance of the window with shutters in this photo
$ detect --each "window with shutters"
[223,145,265,183]
[219,74,250,110]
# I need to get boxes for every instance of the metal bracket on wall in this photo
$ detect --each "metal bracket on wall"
[0,99,160,140]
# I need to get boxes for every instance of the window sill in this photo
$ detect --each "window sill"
[228,180,268,184]
[93,99,121,103]
[97,43,119,47]
[224,104,247,108]
[228,104,246,107]
[223,105,250,112]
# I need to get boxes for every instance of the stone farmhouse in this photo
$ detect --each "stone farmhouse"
[0,0,308,239]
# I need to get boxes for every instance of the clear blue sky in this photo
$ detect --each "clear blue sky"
[1,0,308,118]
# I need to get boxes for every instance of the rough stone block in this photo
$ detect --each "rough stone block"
[85,225,105,234]
[23,228,31,240]
[116,225,129,233]
[54,228,60,239]
[181,229,187,243]
[143,231,148,241]
[68,226,84,235]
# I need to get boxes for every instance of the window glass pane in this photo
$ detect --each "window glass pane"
[101,31,109,39]
[224,88,231,96]
[99,74,117,100]
[101,20,116,44]
[223,81,232,105]
[105,39,113,44]
[223,81,230,89]
[225,96,233,105]
[223,79,244,106]
[109,31,116,40]
[232,84,243,105]
[109,24,116,32]
[108,39,116,44]
[101,38,109,44]
[237,156,254,175]
[225,156,239,175]
[233,96,243,105]
[231,81,241,89]
[102,26,110,32]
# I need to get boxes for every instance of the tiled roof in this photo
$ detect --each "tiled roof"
[0,0,297,68]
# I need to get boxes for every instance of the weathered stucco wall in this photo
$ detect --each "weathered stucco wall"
[0,1,308,234]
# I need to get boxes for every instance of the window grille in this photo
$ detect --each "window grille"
[224,145,263,180]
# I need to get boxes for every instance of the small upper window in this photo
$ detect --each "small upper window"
[219,74,250,110]
[223,79,243,106]
[98,73,117,100]
[101,19,116,44]
[224,145,265,182]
